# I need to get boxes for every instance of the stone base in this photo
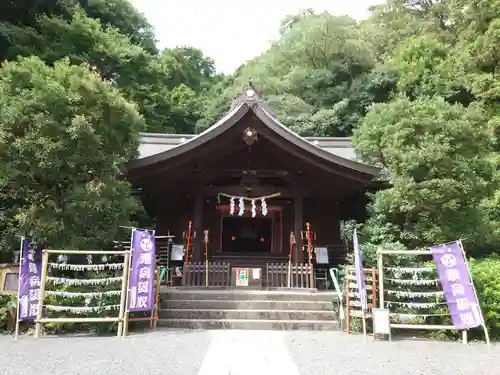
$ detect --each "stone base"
[157,318,339,330]
[159,287,341,331]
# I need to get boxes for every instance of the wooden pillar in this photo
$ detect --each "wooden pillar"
[293,195,303,263]
[193,194,204,261]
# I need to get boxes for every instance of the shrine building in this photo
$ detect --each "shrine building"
[124,86,381,277]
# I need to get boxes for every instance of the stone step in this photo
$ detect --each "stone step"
[159,308,334,321]
[160,287,340,302]
[157,318,340,331]
[160,299,336,311]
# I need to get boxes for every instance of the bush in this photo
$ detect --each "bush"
[470,255,500,339]
[0,295,16,332]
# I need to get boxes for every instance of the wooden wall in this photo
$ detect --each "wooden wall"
[154,195,345,263]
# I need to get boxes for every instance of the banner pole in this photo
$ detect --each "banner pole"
[153,267,160,330]
[34,250,48,339]
[361,309,367,342]
[377,249,384,308]
[288,232,294,288]
[458,239,490,346]
[117,249,130,337]
[306,223,313,288]
[185,221,192,264]
[204,230,209,287]
[14,237,24,340]
[122,228,135,338]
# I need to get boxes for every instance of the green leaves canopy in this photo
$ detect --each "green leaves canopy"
[354,96,494,247]
[0,57,144,249]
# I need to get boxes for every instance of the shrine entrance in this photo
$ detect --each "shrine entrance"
[125,84,381,271]
[221,216,272,253]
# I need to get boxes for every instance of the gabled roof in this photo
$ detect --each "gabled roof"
[125,87,380,178]
[138,133,356,160]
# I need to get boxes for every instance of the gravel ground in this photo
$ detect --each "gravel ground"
[287,331,500,375]
[0,329,211,375]
[1,330,498,375]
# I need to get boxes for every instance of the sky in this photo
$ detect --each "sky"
[130,0,384,74]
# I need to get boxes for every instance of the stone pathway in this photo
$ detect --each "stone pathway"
[197,331,299,375]
[1,330,498,375]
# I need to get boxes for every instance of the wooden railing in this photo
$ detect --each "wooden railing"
[345,266,377,334]
[182,261,231,287]
[265,263,314,288]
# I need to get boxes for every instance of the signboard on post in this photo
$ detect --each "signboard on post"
[372,308,391,340]
[18,238,42,321]
[128,229,156,312]
[430,240,483,330]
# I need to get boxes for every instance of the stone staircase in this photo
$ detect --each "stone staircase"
[158,287,341,330]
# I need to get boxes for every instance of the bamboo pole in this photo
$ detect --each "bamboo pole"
[185,221,193,264]
[204,230,209,287]
[345,265,350,334]
[371,267,377,310]
[32,247,132,337]
[123,229,135,338]
[390,324,456,330]
[44,250,128,255]
[14,237,24,340]
[34,250,49,339]
[458,239,490,346]
[379,249,432,255]
[40,317,120,323]
[288,232,294,288]
[117,250,130,337]
[305,223,313,288]
[377,249,384,309]
[152,268,160,330]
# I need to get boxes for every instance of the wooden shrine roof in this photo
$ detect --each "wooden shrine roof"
[125,86,380,179]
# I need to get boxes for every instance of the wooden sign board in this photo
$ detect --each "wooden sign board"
[372,308,392,341]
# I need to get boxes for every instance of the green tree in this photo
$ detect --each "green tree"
[353,96,495,249]
[0,57,144,249]
[199,11,394,135]
[0,0,157,60]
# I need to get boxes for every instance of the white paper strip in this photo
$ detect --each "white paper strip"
[386,290,444,298]
[45,304,120,313]
[385,301,447,309]
[46,276,123,286]
[45,290,122,298]
[385,267,434,274]
[48,263,124,271]
[386,278,439,286]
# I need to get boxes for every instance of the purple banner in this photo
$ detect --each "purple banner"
[430,240,482,330]
[353,229,368,310]
[18,238,42,321]
[128,230,156,312]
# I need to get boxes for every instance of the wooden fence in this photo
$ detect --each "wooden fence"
[345,266,377,334]
[265,263,313,288]
[182,261,231,287]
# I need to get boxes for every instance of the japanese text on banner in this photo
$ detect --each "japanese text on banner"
[18,239,42,321]
[353,229,368,310]
[430,241,483,330]
[128,230,156,312]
